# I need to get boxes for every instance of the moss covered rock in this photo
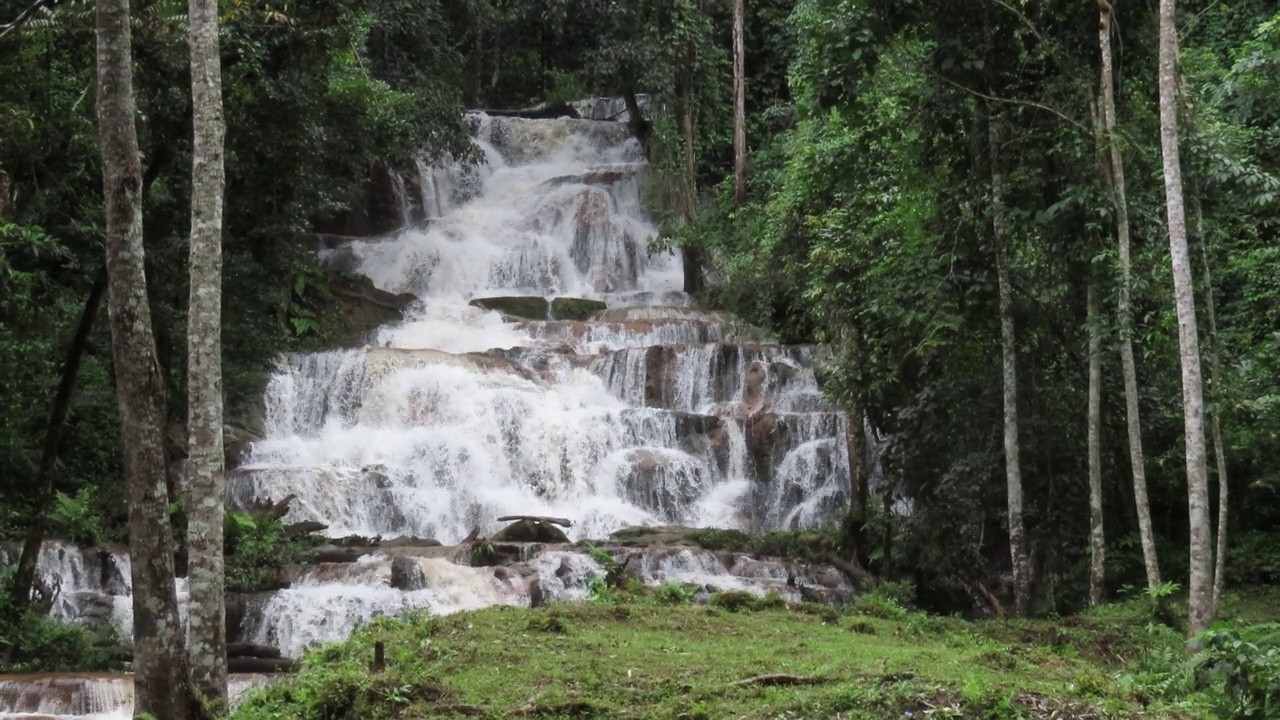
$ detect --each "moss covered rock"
[469,296,551,320]
[550,297,607,321]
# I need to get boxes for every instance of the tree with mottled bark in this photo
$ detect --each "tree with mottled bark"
[1156,0,1213,638]
[1192,197,1229,617]
[1098,0,1161,590]
[732,0,746,205]
[94,0,193,714]
[184,0,228,707]
[989,113,1029,616]
[1087,276,1104,606]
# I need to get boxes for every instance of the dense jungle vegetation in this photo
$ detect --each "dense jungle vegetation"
[1,0,1278,713]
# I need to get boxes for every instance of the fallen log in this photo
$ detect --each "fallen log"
[730,674,827,688]
[228,656,299,674]
[284,520,328,537]
[227,642,282,659]
[496,515,572,528]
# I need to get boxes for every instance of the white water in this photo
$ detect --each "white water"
[0,112,855,708]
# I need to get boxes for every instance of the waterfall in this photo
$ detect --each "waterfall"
[5,111,854,712]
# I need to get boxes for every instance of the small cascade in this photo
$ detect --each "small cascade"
[0,674,275,719]
[0,542,130,633]
[0,675,131,719]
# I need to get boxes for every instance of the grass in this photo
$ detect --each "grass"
[227,585,1255,720]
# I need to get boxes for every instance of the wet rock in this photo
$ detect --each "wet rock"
[741,361,770,416]
[525,575,546,608]
[549,297,607,321]
[491,519,570,543]
[469,296,550,320]
[615,448,704,521]
[327,272,418,346]
[390,556,426,591]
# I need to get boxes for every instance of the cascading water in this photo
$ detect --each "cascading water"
[0,110,855,713]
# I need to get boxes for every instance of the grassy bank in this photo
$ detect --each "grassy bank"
[228,583,1280,720]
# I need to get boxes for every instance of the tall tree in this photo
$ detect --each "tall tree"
[95,0,193,713]
[1098,0,1161,589]
[1193,198,1229,617]
[1087,275,1105,606]
[989,112,1029,616]
[732,0,746,204]
[1156,0,1213,637]
[184,0,228,706]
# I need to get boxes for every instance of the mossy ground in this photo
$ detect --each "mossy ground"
[228,586,1277,720]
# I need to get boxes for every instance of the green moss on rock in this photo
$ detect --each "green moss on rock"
[550,297,607,321]
[468,296,550,319]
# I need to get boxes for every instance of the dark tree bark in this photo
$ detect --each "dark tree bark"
[95,0,193,713]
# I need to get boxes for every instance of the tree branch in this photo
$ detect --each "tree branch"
[930,72,1085,130]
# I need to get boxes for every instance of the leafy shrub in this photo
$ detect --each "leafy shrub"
[853,593,909,621]
[1197,622,1280,718]
[0,566,122,672]
[224,511,319,592]
[657,582,697,605]
[1227,532,1280,586]
[48,487,103,545]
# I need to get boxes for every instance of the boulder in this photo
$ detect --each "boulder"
[390,556,426,591]
[491,519,570,543]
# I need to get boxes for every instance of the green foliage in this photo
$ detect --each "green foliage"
[1198,622,1280,718]
[224,510,319,593]
[656,581,697,605]
[682,527,839,563]
[228,591,1243,719]
[0,566,122,672]
[47,487,103,545]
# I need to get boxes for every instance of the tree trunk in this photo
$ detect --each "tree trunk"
[1192,196,1229,617]
[1087,275,1105,606]
[6,268,107,617]
[732,0,746,205]
[184,0,228,707]
[95,0,192,714]
[1099,0,1161,590]
[1157,0,1213,638]
[844,406,869,567]
[989,113,1029,616]
[679,39,702,296]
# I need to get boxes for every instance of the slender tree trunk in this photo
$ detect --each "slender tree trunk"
[679,40,703,295]
[0,170,12,220]
[1087,276,1105,606]
[1192,197,1229,616]
[989,113,1029,616]
[1099,0,1161,589]
[1157,0,1213,638]
[184,0,228,706]
[732,0,746,205]
[7,269,108,617]
[95,0,192,714]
